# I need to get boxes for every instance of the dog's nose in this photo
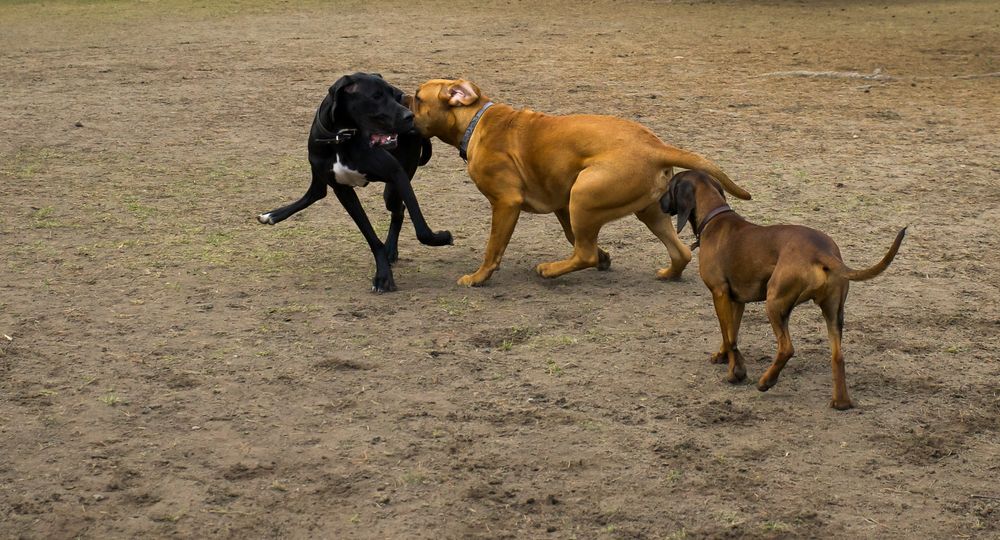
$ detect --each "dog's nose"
[402,109,414,123]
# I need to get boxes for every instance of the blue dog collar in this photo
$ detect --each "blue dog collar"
[458,101,494,162]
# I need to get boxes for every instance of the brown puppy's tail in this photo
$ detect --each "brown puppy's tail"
[837,227,907,281]
[660,146,752,200]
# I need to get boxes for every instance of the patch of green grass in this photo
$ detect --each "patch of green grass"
[664,468,683,483]
[150,512,183,523]
[124,198,157,221]
[397,470,427,486]
[546,360,564,376]
[718,510,746,527]
[2,148,64,180]
[98,392,122,406]
[437,295,474,316]
[761,521,791,533]
[31,206,64,229]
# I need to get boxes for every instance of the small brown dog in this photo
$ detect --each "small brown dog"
[408,78,752,287]
[661,170,906,409]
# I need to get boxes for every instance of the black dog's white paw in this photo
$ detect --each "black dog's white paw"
[257,213,275,225]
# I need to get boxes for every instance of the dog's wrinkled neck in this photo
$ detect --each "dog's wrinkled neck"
[694,187,736,239]
[438,100,488,148]
[459,101,494,161]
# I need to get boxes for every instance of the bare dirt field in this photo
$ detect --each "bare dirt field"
[2,1,999,538]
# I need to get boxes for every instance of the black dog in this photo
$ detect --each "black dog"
[258,73,452,292]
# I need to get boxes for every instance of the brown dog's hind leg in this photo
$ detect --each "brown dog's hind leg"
[635,203,691,280]
[535,211,604,278]
[536,172,631,278]
[554,208,611,271]
[710,289,747,383]
[758,292,795,392]
[820,288,854,410]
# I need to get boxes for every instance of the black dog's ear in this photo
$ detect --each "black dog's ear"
[370,73,383,79]
[418,137,433,166]
[328,75,358,123]
[674,180,696,233]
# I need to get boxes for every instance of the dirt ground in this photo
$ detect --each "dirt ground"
[2,0,999,538]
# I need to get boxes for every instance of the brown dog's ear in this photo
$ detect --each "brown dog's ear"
[674,180,696,233]
[443,80,479,106]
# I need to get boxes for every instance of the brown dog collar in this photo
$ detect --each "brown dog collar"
[458,101,494,161]
[691,205,733,249]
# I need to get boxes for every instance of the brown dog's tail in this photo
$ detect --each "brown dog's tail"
[660,146,752,200]
[836,227,907,281]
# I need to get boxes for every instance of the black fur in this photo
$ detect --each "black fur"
[258,73,451,292]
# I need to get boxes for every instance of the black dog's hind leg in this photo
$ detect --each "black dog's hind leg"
[258,159,328,225]
[388,170,452,247]
[331,183,396,293]
[383,183,404,264]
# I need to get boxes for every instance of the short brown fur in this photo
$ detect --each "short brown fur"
[662,170,906,409]
[410,79,752,287]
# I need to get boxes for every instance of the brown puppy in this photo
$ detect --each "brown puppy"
[662,170,905,410]
[409,79,752,287]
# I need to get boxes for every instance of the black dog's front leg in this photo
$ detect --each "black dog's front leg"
[258,160,328,225]
[387,168,452,247]
[331,183,396,293]
[382,183,404,264]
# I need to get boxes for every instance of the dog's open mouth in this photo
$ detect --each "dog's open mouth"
[370,133,398,148]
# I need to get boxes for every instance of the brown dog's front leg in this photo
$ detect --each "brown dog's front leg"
[711,290,747,383]
[458,198,522,287]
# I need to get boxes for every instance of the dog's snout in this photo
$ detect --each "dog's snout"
[399,109,415,131]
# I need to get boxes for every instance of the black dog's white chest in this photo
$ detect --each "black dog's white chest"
[332,154,368,187]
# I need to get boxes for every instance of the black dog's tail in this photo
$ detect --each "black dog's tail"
[418,138,433,166]
[834,227,907,282]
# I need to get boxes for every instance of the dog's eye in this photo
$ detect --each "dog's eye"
[373,91,384,100]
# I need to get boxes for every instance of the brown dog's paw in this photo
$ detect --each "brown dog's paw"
[757,376,777,392]
[655,266,684,281]
[830,398,855,411]
[597,249,612,271]
[535,262,561,278]
[709,352,727,365]
[457,274,484,287]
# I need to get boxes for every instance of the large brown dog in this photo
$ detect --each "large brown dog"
[408,79,752,287]
[661,170,906,409]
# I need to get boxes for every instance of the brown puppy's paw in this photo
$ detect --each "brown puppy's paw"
[709,352,727,364]
[830,398,855,411]
[597,249,612,271]
[757,376,777,392]
[727,364,747,384]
